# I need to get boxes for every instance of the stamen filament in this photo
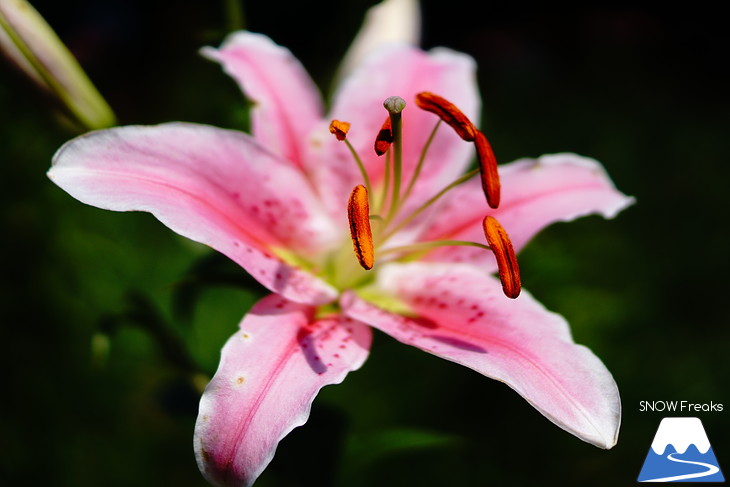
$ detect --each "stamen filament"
[344,139,372,196]
[400,120,442,208]
[379,239,491,261]
[382,167,480,241]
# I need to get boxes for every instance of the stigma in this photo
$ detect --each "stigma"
[331,93,520,299]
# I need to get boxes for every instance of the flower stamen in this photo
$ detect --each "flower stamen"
[347,185,375,270]
[379,239,490,261]
[374,116,393,156]
[330,119,372,195]
[415,92,476,141]
[400,119,442,207]
[328,120,351,141]
[482,216,521,299]
[382,167,480,240]
[475,130,501,209]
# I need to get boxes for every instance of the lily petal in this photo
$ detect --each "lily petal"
[423,153,635,269]
[201,31,324,169]
[341,262,621,449]
[195,294,372,487]
[334,0,421,84]
[48,122,339,305]
[309,45,479,219]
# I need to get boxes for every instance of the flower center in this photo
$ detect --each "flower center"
[328,92,520,299]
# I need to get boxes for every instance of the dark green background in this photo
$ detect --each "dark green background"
[2,1,728,486]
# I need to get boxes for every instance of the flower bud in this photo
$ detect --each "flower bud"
[0,0,115,130]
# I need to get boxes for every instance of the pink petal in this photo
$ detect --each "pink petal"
[48,122,339,305]
[341,262,621,449]
[201,32,324,169]
[422,153,635,269]
[307,45,479,218]
[334,0,421,83]
[195,294,371,487]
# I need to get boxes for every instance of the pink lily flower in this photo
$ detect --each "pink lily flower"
[48,19,633,487]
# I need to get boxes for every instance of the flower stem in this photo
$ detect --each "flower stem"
[224,0,246,31]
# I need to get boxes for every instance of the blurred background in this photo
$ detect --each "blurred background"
[1,1,728,486]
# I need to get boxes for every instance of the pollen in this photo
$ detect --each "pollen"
[374,116,393,156]
[415,92,476,141]
[347,185,375,270]
[475,131,501,209]
[329,120,351,141]
[482,216,521,299]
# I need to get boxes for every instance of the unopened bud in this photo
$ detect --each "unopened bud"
[0,0,115,130]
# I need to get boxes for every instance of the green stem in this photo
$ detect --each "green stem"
[0,8,115,130]
[224,0,246,31]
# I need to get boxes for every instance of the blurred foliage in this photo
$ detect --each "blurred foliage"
[1,1,728,486]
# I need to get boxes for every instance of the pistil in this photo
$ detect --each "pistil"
[383,96,406,224]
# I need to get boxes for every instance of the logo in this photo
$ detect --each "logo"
[638,417,724,482]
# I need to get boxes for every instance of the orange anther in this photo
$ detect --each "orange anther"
[329,120,351,141]
[482,216,521,299]
[347,185,375,270]
[374,116,393,156]
[415,92,476,141]
[475,130,501,209]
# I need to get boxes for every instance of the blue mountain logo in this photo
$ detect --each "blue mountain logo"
[638,417,724,482]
